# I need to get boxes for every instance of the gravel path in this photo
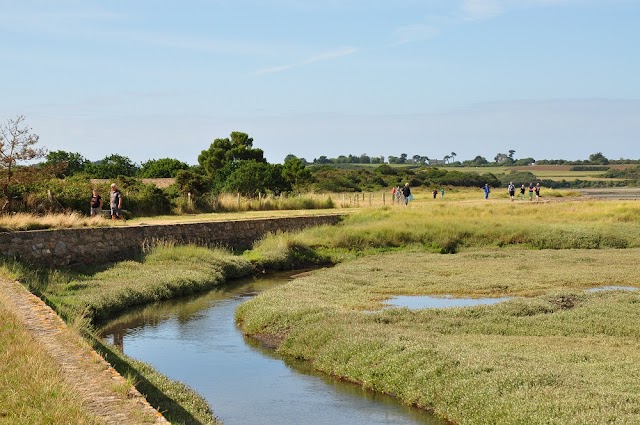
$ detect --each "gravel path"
[0,278,169,424]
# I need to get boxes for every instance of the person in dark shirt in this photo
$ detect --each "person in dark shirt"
[90,189,103,217]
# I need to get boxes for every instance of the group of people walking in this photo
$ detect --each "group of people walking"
[393,182,543,203]
[89,183,126,221]
[503,182,541,201]
[391,183,414,206]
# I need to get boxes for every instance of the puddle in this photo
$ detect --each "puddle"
[586,286,639,293]
[385,295,511,310]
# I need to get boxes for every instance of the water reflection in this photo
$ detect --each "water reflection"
[385,295,511,310]
[99,273,445,425]
[586,286,639,293]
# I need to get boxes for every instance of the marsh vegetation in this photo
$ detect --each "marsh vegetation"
[3,194,640,424]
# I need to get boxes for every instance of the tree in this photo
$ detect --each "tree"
[223,160,272,197]
[508,150,516,159]
[468,156,489,166]
[174,169,212,197]
[139,158,190,178]
[282,155,313,190]
[450,152,457,163]
[443,155,451,164]
[588,152,609,165]
[44,150,88,177]
[85,154,139,178]
[198,131,265,177]
[0,115,47,211]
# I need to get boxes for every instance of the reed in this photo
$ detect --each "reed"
[0,211,110,231]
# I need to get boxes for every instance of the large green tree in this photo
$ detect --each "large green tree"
[223,161,272,197]
[282,155,313,190]
[85,154,139,178]
[139,158,190,178]
[44,150,89,177]
[198,132,265,177]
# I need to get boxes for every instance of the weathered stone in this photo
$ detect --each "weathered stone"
[0,215,342,268]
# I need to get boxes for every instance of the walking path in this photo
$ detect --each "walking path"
[0,277,168,424]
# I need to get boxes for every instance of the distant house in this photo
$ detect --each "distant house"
[428,159,446,165]
[495,153,510,163]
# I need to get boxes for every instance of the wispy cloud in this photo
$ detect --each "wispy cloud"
[459,0,504,21]
[252,46,358,75]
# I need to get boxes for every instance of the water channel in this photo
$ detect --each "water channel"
[99,273,447,425]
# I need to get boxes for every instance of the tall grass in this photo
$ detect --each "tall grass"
[0,211,111,231]
[0,298,101,424]
[250,200,640,262]
[175,192,335,214]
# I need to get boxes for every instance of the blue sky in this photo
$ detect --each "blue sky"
[1,0,639,165]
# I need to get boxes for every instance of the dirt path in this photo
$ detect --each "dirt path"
[0,278,169,424]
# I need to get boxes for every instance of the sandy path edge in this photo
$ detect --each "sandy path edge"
[0,278,169,424]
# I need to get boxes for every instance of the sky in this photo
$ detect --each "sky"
[1,0,639,165]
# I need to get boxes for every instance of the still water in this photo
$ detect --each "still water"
[385,295,511,310]
[99,274,446,425]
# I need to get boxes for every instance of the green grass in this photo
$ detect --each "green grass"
[236,249,640,424]
[0,299,101,425]
[2,243,251,425]
[248,200,640,262]
[19,243,255,322]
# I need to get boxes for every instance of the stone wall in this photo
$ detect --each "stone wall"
[0,215,342,268]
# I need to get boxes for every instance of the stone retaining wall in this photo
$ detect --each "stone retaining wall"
[0,215,342,268]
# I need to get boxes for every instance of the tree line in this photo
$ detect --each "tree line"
[1,115,638,216]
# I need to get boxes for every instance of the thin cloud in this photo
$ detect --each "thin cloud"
[459,0,504,21]
[252,46,358,75]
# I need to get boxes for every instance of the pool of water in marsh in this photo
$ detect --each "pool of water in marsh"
[384,295,512,310]
[98,273,446,425]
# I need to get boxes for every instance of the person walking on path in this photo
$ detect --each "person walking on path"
[395,185,403,205]
[520,184,526,200]
[441,188,445,199]
[402,183,412,206]
[483,183,491,200]
[432,189,438,199]
[534,183,541,200]
[90,189,103,217]
[110,183,126,221]
[528,183,535,201]
[508,182,516,202]
[391,186,397,205]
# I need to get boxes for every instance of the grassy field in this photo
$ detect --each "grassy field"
[0,297,101,425]
[236,197,640,424]
[4,194,640,424]
[237,249,640,424]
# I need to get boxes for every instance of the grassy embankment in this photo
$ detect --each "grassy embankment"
[237,198,640,424]
[3,245,258,425]
[0,297,101,424]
